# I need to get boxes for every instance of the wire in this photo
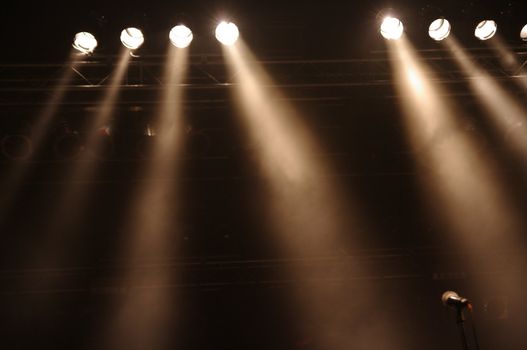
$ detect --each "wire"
[467,303,481,350]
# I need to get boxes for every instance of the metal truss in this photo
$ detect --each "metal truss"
[1,247,525,295]
[1,47,526,109]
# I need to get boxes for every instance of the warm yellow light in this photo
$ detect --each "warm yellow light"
[72,32,97,54]
[429,18,451,41]
[475,20,497,40]
[120,27,145,50]
[169,25,193,48]
[215,21,239,46]
[521,24,527,41]
[380,17,404,40]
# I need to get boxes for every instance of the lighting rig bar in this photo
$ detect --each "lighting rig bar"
[0,48,526,109]
[0,247,525,295]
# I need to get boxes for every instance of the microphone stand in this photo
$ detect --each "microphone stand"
[455,306,470,350]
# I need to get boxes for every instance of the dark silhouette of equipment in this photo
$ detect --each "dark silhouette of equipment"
[442,291,480,350]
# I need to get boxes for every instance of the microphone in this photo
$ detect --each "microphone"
[442,291,470,308]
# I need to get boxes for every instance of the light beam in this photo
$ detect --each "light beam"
[387,37,525,298]
[223,40,409,350]
[445,37,527,163]
[0,52,80,226]
[96,45,189,350]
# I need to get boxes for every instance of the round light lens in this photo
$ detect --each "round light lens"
[120,27,145,50]
[475,20,497,40]
[1,134,32,160]
[380,17,404,40]
[429,18,451,41]
[72,32,98,54]
[215,21,239,46]
[169,25,193,48]
[521,24,527,41]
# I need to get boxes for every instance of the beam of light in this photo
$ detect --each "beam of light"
[380,17,404,40]
[95,45,188,350]
[120,27,145,50]
[169,24,193,48]
[223,41,410,350]
[0,52,80,226]
[445,37,527,163]
[484,35,519,72]
[22,49,132,274]
[442,36,527,333]
[0,51,131,338]
[428,18,451,41]
[67,49,131,177]
[215,21,239,46]
[475,20,497,40]
[223,42,347,254]
[72,32,97,54]
[481,34,527,97]
[387,37,525,296]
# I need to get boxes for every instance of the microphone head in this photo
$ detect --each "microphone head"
[442,290,459,306]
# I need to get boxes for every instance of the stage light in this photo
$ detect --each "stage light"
[429,18,451,41]
[475,20,497,40]
[136,125,156,158]
[120,27,145,50]
[521,24,527,41]
[169,25,193,48]
[1,134,32,160]
[144,124,156,137]
[72,32,97,54]
[89,125,114,159]
[215,21,239,46]
[54,131,83,160]
[380,17,404,40]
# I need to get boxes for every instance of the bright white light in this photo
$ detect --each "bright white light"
[429,18,451,41]
[169,25,193,48]
[380,17,404,40]
[72,32,98,54]
[120,27,145,50]
[521,24,527,41]
[475,20,497,40]
[215,21,239,46]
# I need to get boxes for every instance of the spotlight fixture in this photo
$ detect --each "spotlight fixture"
[72,32,98,54]
[169,25,193,48]
[120,27,145,50]
[380,17,404,40]
[429,18,451,41]
[521,24,527,41]
[1,134,32,160]
[475,20,497,40]
[90,126,114,159]
[54,131,83,160]
[215,21,239,46]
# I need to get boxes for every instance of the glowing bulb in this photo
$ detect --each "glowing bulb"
[521,24,527,41]
[475,20,497,40]
[72,32,97,54]
[120,27,145,50]
[429,18,451,41]
[169,25,193,48]
[380,17,404,40]
[215,21,239,46]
